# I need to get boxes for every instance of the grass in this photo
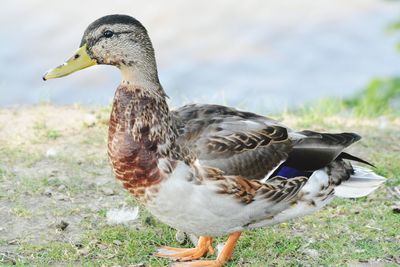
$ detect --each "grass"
[0,83,399,266]
[343,78,400,117]
[288,77,400,124]
[11,206,33,219]
[33,120,62,141]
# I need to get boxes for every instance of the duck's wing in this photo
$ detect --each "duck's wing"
[173,104,292,179]
[173,104,361,180]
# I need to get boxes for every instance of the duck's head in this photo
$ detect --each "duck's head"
[43,14,159,84]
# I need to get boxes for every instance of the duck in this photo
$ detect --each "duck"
[43,14,386,267]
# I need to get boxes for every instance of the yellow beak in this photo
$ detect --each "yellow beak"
[43,44,97,81]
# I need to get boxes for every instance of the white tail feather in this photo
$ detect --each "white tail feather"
[334,166,386,198]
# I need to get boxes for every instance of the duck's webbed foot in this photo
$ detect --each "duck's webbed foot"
[155,236,214,262]
[169,232,242,267]
[171,259,224,267]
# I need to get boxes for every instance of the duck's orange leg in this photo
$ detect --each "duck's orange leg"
[155,236,214,261]
[171,232,242,267]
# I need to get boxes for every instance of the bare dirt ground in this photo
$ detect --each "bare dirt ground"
[0,106,130,254]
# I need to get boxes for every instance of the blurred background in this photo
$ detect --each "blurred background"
[1,0,400,112]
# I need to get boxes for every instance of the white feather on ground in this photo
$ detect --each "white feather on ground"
[106,207,139,225]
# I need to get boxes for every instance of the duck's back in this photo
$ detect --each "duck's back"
[173,104,361,181]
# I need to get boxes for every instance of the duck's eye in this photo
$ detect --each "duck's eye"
[103,30,114,38]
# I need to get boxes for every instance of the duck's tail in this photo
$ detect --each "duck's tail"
[334,166,386,198]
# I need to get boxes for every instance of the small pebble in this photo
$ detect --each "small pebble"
[57,185,67,192]
[46,148,58,158]
[87,183,97,190]
[56,220,69,231]
[78,247,90,256]
[97,243,108,250]
[113,240,122,246]
[49,170,58,177]
[188,234,199,247]
[43,188,53,197]
[391,255,400,264]
[7,239,18,245]
[302,248,319,258]
[84,114,97,127]
[175,230,186,244]
[55,194,68,201]
[101,187,115,196]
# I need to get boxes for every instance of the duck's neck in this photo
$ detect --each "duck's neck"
[119,56,160,90]
[108,71,176,193]
[116,63,170,141]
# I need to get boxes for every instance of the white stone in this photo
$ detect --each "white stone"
[84,114,97,127]
[302,248,319,258]
[46,148,58,158]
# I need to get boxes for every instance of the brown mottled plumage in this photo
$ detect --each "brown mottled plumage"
[108,86,164,195]
[43,14,386,267]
